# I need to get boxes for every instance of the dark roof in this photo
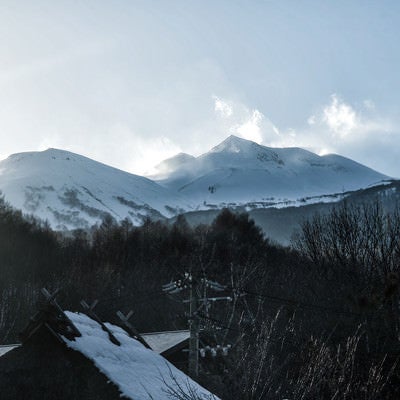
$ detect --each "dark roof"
[19,303,81,344]
[0,302,217,400]
[0,324,123,400]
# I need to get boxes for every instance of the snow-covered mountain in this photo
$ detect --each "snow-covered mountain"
[153,135,389,209]
[0,137,390,231]
[0,148,191,230]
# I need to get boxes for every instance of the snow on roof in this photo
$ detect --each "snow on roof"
[63,312,217,400]
[142,330,190,354]
[0,344,20,357]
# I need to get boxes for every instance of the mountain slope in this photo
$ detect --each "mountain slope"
[174,179,400,245]
[0,138,390,232]
[0,148,191,230]
[155,135,389,208]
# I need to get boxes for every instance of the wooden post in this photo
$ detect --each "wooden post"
[81,299,120,346]
[188,281,199,378]
[116,310,151,349]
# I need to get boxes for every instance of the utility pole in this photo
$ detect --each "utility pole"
[163,272,229,379]
[188,277,199,378]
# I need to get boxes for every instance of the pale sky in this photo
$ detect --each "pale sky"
[0,1,399,177]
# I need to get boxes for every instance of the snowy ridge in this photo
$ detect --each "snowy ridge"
[0,137,390,230]
[154,135,389,209]
[0,148,192,230]
[63,312,217,400]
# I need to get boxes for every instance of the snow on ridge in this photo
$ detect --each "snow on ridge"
[0,139,391,228]
[63,312,218,400]
[155,136,389,207]
[0,148,193,230]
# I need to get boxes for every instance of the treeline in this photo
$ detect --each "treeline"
[0,194,399,399]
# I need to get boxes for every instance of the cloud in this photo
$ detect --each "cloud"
[306,94,381,141]
[264,93,395,149]
[262,94,399,177]
[363,99,375,110]
[236,109,264,143]
[307,115,316,125]
[91,124,182,176]
[212,95,280,144]
[127,136,182,176]
[209,93,398,177]
[321,94,358,138]
[213,96,233,118]
[311,94,394,143]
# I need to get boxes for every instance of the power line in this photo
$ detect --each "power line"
[230,287,375,318]
[99,288,165,304]
[99,283,378,321]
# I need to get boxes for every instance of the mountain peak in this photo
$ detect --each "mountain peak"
[210,135,256,154]
[152,152,195,177]
[7,147,82,162]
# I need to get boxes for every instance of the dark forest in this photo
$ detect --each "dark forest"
[0,194,399,399]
